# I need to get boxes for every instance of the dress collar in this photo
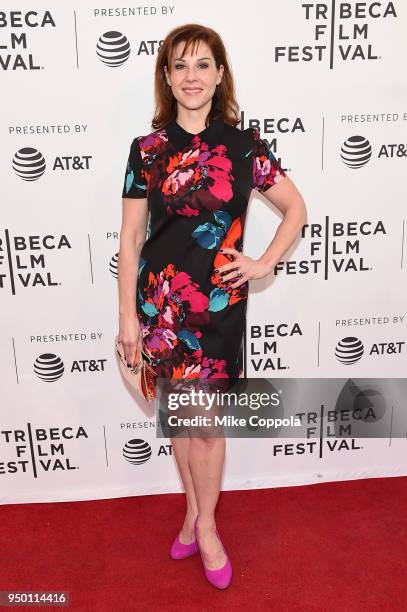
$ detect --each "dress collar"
[165,115,225,149]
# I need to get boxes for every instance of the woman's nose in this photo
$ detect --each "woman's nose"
[184,67,198,81]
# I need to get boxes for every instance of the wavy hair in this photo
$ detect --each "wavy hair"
[152,23,240,130]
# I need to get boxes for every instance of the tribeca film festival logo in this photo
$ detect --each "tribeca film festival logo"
[12,147,92,180]
[298,379,385,455]
[335,335,406,363]
[273,217,386,278]
[250,323,302,373]
[0,425,87,477]
[0,230,71,294]
[274,1,398,67]
[0,10,55,71]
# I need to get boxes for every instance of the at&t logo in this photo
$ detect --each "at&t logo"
[340,135,407,168]
[335,336,405,363]
[12,148,92,180]
[33,353,107,381]
[96,31,163,67]
[123,439,152,465]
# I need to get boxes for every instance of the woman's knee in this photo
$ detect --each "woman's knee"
[189,435,223,449]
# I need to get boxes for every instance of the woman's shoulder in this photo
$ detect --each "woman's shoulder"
[134,126,168,150]
[130,127,168,164]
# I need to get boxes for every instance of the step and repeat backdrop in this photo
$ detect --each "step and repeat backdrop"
[1,1,407,504]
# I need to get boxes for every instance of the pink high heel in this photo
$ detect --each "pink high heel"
[170,531,199,560]
[194,516,232,589]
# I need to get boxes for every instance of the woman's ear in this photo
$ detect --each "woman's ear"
[217,64,225,85]
[164,66,171,86]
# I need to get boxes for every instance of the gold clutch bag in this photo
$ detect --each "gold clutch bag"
[115,335,157,402]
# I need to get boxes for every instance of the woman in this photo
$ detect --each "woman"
[118,23,307,589]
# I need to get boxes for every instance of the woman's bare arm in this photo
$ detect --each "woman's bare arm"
[118,197,149,315]
[257,175,307,270]
[117,197,148,362]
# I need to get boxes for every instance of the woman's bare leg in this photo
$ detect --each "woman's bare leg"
[170,435,198,544]
[168,379,228,567]
[188,436,227,570]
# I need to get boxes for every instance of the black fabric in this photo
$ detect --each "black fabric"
[121,117,286,382]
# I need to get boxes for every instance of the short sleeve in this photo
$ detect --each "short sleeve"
[252,127,286,192]
[122,137,148,199]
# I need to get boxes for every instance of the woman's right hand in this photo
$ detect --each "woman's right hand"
[118,313,143,366]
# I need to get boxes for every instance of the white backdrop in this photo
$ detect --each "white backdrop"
[1,1,407,504]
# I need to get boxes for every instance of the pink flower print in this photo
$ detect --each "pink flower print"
[162,140,234,216]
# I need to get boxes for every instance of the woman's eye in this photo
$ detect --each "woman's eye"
[174,63,209,70]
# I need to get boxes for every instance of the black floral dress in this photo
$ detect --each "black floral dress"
[121,116,286,385]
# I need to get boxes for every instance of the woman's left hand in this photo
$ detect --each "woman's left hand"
[215,247,274,289]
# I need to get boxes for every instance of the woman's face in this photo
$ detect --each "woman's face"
[165,40,224,113]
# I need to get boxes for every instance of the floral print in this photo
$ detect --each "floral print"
[121,117,287,381]
[136,263,229,381]
[191,210,232,249]
[161,139,234,217]
[252,126,286,192]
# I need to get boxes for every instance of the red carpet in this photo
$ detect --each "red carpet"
[1,476,406,611]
